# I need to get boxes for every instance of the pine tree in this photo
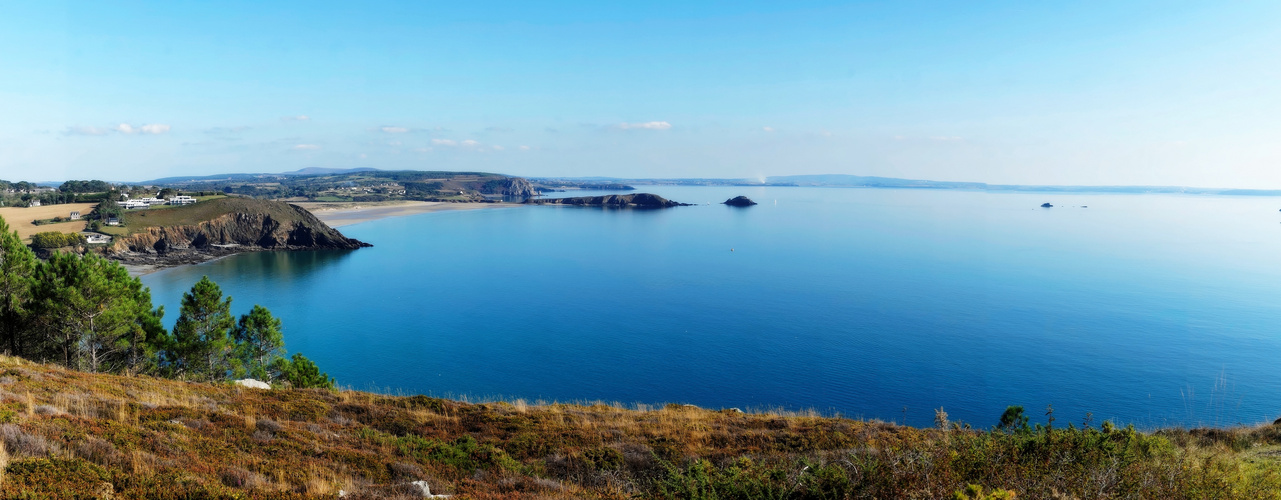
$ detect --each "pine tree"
[276,353,335,389]
[0,216,36,356]
[232,305,285,380]
[170,276,234,382]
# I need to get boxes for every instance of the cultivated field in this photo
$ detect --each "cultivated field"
[0,202,96,240]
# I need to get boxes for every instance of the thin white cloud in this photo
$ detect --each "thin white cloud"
[380,126,409,133]
[64,126,111,136]
[491,145,504,151]
[205,126,251,135]
[387,141,402,146]
[431,138,457,146]
[293,144,321,150]
[413,147,432,153]
[461,139,480,147]
[618,121,672,130]
[763,126,775,132]
[66,123,170,136]
[282,115,310,121]
[519,145,530,151]
[929,136,962,142]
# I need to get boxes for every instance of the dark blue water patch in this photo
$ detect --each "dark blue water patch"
[142,187,1281,428]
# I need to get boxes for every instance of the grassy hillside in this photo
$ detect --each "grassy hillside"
[102,197,300,236]
[0,356,1280,498]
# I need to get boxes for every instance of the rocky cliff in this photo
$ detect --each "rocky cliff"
[108,198,369,268]
[522,193,691,208]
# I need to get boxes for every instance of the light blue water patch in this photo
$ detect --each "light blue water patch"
[141,187,1281,428]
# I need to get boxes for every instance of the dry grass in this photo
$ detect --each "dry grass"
[0,356,1274,498]
[0,203,96,241]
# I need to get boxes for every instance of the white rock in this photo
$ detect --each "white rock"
[409,480,451,498]
[233,378,271,390]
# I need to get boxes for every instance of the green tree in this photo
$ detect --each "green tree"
[0,216,37,356]
[996,405,1030,433]
[276,353,335,389]
[30,253,161,372]
[170,276,234,381]
[232,305,285,380]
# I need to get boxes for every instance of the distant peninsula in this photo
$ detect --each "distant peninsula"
[537,174,1281,197]
[523,193,691,208]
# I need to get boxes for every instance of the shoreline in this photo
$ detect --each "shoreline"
[123,201,518,277]
[296,200,520,227]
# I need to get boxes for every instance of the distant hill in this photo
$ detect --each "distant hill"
[284,167,381,175]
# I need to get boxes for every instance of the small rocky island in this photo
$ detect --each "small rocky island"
[1041,202,1053,208]
[723,196,758,207]
[522,193,691,208]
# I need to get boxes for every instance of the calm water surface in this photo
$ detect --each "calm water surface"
[141,187,1281,428]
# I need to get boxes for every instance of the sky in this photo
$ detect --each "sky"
[1,1,1279,187]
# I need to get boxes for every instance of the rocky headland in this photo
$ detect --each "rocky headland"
[522,193,691,208]
[107,197,370,269]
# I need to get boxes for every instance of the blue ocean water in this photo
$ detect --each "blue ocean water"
[141,187,1281,429]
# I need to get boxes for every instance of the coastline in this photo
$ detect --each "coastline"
[296,200,520,227]
[122,201,518,277]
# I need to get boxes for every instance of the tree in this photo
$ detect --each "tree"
[232,305,285,380]
[29,253,160,372]
[170,276,234,381]
[996,405,1030,433]
[0,216,36,356]
[276,353,335,389]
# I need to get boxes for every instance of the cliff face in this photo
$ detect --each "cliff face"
[108,200,369,265]
[500,177,538,197]
[523,193,691,208]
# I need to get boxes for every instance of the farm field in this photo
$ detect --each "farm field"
[0,202,96,241]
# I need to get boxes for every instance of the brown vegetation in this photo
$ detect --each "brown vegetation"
[0,355,1277,498]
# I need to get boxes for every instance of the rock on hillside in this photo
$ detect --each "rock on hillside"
[522,193,691,208]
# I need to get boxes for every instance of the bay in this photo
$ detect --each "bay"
[141,186,1281,428]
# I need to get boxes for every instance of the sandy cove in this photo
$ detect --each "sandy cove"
[295,201,520,227]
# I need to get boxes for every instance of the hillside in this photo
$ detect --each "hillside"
[146,171,537,202]
[104,198,369,268]
[0,356,1279,498]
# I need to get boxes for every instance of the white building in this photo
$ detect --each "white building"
[106,217,120,226]
[29,200,41,207]
[69,211,81,220]
[83,233,112,244]
[168,195,197,205]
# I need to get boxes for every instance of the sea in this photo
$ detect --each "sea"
[140,186,1281,429]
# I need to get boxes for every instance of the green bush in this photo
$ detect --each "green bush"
[29,231,86,249]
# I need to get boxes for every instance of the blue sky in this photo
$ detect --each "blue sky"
[1,1,1279,187]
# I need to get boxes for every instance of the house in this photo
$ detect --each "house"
[29,200,41,207]
[106,217,120,226]
[69,211,81,220]
[168,195,197,205]
[83,233,112,244]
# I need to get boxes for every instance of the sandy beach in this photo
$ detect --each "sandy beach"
[296,201,519,227]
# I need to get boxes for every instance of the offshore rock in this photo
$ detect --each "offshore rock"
[723,196,758,207]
